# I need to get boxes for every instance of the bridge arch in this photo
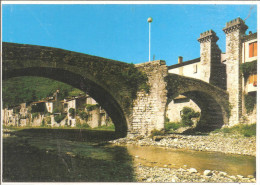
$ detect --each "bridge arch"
[166,74,229,131]
[2,42,145,137]
[3,67,128,137]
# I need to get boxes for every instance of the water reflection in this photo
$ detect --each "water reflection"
[126,144,256,177]
[3,129,135,182]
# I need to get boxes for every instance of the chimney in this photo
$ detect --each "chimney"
[178,56,183,64]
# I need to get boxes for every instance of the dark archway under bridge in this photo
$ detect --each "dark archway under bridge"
[166,73,230,131]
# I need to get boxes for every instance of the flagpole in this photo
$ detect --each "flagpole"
[147,17,153,61]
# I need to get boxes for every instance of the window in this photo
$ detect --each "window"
[249,42,257,58]
[248,74,257,86]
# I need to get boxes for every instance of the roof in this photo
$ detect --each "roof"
[174,95,188,100]
[242,32,257,42]
[31,100,47,104]
[168,57,200,70]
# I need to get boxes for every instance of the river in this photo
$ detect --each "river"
[2,128,256,182]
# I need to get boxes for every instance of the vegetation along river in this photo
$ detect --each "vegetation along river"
[2,128,256,182]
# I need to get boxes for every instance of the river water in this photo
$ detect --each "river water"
[2,129,256,182]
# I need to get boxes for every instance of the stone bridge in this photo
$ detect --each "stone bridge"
[166,74,229,131]
[2,42,230,137]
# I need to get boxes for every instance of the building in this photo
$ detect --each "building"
[167,18,257,126]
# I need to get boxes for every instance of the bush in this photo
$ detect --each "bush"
[181,107,200,126]
[78,111,88,120]
[54,114,66,123]
[241,124,256,137]
[244,94,256,113]
[69,108,75,118]
[165,122,188,132]
[240,60,257,76]
[122,63,150,95]
[32,112,39,120]
[45,117,51,125]
[212,123,256,137]
[85,104,99,112]
[149,129,164,138]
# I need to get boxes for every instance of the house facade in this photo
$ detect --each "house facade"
[3,93,111,128]
[167,18,257,126]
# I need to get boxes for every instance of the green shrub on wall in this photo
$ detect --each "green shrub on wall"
[122,63,150,96]
[85,104,99,112]
[240,60,257,76]
[244,94,256,113]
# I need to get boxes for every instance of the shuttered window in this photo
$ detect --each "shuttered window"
[249,42,257,57]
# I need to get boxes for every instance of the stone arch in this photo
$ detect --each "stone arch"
[3,41,147,137]
[166,74,229,131]
[3,67,127,137]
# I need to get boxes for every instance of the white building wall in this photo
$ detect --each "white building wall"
[168,62,201,80]
[45,102,53,113]
[166,98,201,123]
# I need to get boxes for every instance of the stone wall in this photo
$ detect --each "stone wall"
[223,18,248,126]
[166,98,200,123]
[198,30,225,89]
[130,60,168,136]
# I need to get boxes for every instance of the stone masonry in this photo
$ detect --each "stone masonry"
[130,60,168,136]
[223,18,248,126]
[197,30,225,89]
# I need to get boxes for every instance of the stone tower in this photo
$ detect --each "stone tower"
[223,18,248,126]
[197,30,224,88]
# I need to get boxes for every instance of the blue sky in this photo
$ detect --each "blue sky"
[2,4,257,66]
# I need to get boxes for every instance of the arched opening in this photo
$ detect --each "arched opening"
[3,67,128,138]
[166,90,225,133]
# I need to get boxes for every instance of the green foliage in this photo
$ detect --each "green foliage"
[181,107,200,126]
[31,103,46,113]
[54,114,66,123]
[212,123,256,137]
[244,94,256,113]
[41,119,45,127]
[165,122,188,132]
[76,122,90,129]
[240,60,257,76]
[53,103,63,114]
[2,76,84,108]
[78,111,89,120]
[95,124,115,131]
[122,63,150,97]
[45,117,51,125]
[69,108,75,118]
[149,129,165,138]
[86,104,99,112]
[32,112,39,120]
[243,124,256,137]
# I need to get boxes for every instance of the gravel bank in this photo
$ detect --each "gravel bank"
[110,133,256,156]
[134,165,256,183]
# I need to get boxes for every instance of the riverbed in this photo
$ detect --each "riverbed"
[2,128,256,182]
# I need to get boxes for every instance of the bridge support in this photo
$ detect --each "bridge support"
[223,18,248,126]
[128,60,168,137]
